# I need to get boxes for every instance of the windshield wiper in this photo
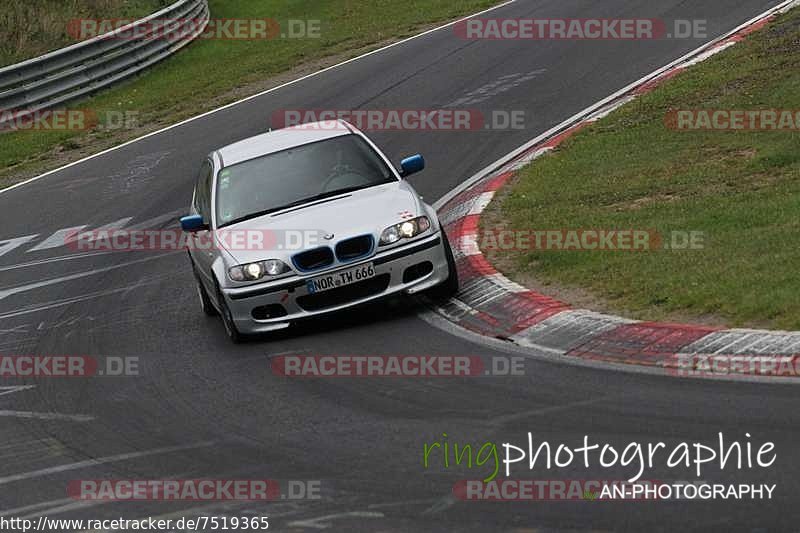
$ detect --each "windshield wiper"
[221,207,284,228]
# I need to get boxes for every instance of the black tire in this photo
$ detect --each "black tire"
[194,270,218,316]
[216,284,243,344]
[428,230,459,301]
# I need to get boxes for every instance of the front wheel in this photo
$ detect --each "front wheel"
[194,270,218,316]
[216,285,243,343]
[428,230,459,301]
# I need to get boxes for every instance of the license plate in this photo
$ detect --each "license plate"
[306,263,376,294]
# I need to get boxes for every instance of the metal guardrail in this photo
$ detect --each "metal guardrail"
[0,0,209,126]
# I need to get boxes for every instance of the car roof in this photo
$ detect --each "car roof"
[215,120,354,167]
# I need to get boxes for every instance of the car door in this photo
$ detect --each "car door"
[191,158,216,295]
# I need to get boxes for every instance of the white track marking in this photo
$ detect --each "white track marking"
[0,253,179,301]
[0,441,214,485]
[0,1,516,196]
[18,500,111,521]
[367,498,439,509]
[0,251,115,272]
[0,325,28,334]
[0,385,36,397]
[0,276,177,320]
[0,497,73,516]
[77,217,134,244]
[445,69,547,107]
[0,411,94,422]
[421,495,457,515]
[124,210,184,231]
[0,235,39,258]
[27,226,87,252]
[94,217,134,230]
[0,210,182,259]
[10,470,197,521]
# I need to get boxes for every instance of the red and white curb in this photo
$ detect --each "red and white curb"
[433,0,800,381]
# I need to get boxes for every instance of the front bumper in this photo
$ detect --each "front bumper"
[222,232,450,334]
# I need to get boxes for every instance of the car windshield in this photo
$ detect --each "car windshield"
[215,134,397,227]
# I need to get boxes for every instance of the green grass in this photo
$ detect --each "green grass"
[0,0,498,188]
[483,8,800,330]
[0,0,170,66]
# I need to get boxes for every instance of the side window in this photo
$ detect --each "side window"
[193,160,213,225]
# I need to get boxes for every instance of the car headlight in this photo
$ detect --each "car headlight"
[229,259,290,281]
[379,216,431,245]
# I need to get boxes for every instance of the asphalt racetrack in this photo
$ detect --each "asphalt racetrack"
[0,1,797,531]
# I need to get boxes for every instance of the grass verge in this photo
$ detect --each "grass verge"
[0,0,170,66]
[0,0,498,190]
[482,8,800,331]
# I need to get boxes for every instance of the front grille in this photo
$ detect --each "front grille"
[335,235,374,262]
[292,246,334,272]
[296,274,390,311]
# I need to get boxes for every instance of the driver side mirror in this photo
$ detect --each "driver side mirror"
[180,214,208,232]
[399,154,425,177]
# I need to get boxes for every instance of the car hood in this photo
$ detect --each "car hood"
[218,180,424,265]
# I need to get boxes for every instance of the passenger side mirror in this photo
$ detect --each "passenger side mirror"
[180,214,208,232]
[400,154,425,177]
